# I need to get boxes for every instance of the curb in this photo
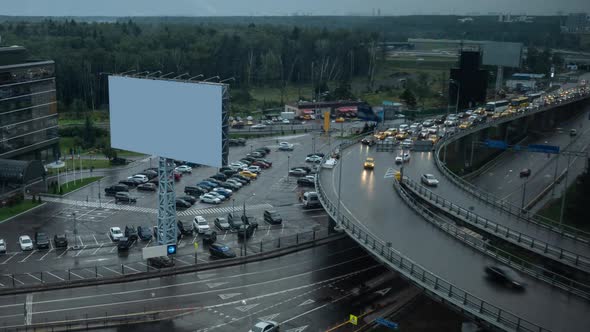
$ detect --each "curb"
[39,176,104,198]
[0,233,346,296]
[0,202,47,224]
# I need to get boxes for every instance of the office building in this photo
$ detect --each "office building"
[0,45,58,161]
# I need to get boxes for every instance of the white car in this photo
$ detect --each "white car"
[282,119,290,124]
[127,174,148,183]
[395,153,411,164]
[208,191,226,201]
[399,124,409,131]
[247,166,261,174]
[0,239,6,254]
[200,193,221,204]
[175,165,192,174]
[226,179,243,188]
[18,235,34,251]
[251,124,267,129]
[192,216,210,234]
[109,227,124,241]
[278,143,294,151]
[249,320,279,332]
[401,139,413,149]
[305,155,323,163]
[213,187,233,195]
[421,174,440,187]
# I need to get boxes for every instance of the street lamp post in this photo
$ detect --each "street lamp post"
[312,136,316,154]
[242,193,255,256]
[336,143,344,226]
[287,155,290,181]
[73,212,79,249]
[98,178,101,208]
[559,154,573,226]
[450,79,461,113]
[521,180,528,210]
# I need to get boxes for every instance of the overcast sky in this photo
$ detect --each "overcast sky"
[1,0,588,16]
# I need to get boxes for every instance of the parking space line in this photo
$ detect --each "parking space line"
[10,276,25,285]
[91,244,104,255]
[84,268,102,277]
[19,250,37,263]
[93,235,99,245]
[74,246,87,257]
[109,245,117,253]
[174,258,191,266]
[222,232,227,240]
[56,248,69,258]
[78,236,84,246]
[281,223,285,234]
[69,271,85,279]
[144,240,152,248]
[38,248,54,261]
[137,262,148,268]
[123,265,140,273]
[192,235,198,243]
[26,273,44,283]
[46,271,65,281]
[102,266,122,275]
[0,281,4,287]
[0,253,18,264]
[266,227,271,236]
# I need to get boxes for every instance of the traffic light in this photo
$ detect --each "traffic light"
[167,244,177,255]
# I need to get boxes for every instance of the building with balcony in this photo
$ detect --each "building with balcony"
[0,45,59,162]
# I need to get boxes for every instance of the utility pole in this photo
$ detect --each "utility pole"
[73,212,79,249]
[336,143,344,225]
[521,180,528,210]
[559,154,573,226]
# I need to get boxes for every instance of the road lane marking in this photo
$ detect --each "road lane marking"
[69,271,85,279]
[74,246,87,257]
[93,235,99,245]
[38,249,54,261]
[123,265,140,273]
[25,294,33,325]
[56,248,69,258]
[175,258,191,266]
[109,245,117,253]
[84,268,102,278]
[78,236,84,246]
[0,253,18,264]
[91,244,104,255]
[102,266,122,275]
[144,240,152,248]
[26,273,43,283]
[19,250,37,263]
[45,272,65,281]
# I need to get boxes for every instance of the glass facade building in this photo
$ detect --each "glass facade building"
[0,46,58,162]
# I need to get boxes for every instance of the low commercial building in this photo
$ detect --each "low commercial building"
[284,100,365,118]
[505,73,545,91]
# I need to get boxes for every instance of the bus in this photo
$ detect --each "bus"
[485,100,509,114]
[526,92,543,102]
[510,96,529,109]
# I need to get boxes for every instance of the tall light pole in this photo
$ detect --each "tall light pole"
[520,180,528,210]
[287,155,291,181]
[336,143,344,226]
[559,154,573,226]
[73,212,79,249]
[242,193,255,256]
[312,136,316,154]
[449,79,461,114]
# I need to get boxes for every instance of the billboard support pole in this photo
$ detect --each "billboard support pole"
[157,158,177,245]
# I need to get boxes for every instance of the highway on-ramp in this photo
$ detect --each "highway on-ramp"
[319,143,590,331]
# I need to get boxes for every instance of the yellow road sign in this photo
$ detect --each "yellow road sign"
[349,314,358,325]
[194,242,199,250]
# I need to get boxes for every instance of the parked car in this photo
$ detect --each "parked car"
[251,161,270,169]
[0,239,6,254]
[119,178,142,187]
[115,192,137,204]
[193,216,210,234]
[203,230,217,244]
[211,173,228,181]
[278,144,294,151]
[148,256,175,268]
[570,129,578,136]
[53,234,68,248]
[124,225,138,241]
[222,169,238,177]
[177,195,197,205]
[237,224,256,239]
[185,186,205,196]
[232,174,251,183]
[263,210,283,224]
[137,225,153,241]
[240,170,258,179]
[34,232,50,249]
[127,174,148,183]
[18,235,33,251]
[297,177,315,187]
[137,183,157,191]
[247,166,262,174]
[214,217,231,231]
[109,227,124,241]
[209,243,236,259]
[219,181,240,190]
[421,174,439,187]
[104,184,129,196]
[305,155,323,163]
[213,187,232,197]
[175,165,192,174]
[117,237,132,251]
[289,168,307,177]
[176,199,191,209]
[206,178,224,186]
[200,193,221,204]
[249,321,280,332]
[177,220,194,235]
[485,265,526,289]
[227,213,244,230]
[140,170,158,179]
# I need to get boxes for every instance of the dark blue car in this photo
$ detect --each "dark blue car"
[209,243,236,259]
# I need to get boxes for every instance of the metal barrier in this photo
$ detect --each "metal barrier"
[315,151,550,332]
[433,93,590,244]
[393,176,590,300]
[402,177,590,273]
[0,228,330,290]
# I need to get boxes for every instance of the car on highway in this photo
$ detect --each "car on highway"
[137,225,153,241]
[401,139,413,149]
[458,121,473,129]
[148,256,175,269]
[520,168,531,178]
[249,320,280,332]
[209,243,236,259]
[104,184,129,196]
[175,165,192,174]
[282,119,290,124]
[176,198,192,209]
[109,227,124,241]
[305,155,323,163]
[193,216,210,234]
[363,157,375,170]
[34,232,50,249]
[263,210,282,224]
[251,123,267,129]
[53,234,68,248]
[200,193,221,204]
[422,119,434,127]
[485,265,526,289]
[239,170,258,179]
[124,225,139,241]
[137,183,157,191]
[570,129,577,136]
[18,235,33,251]
[127,174,148,183]
[395,153,410,164]
[115,192,137,204]
[214,217,231,231]
[297,177,315,187]
[395,131,409,140]
[421,174,439,187]
[278,144,294,151]
[0,239,6,254]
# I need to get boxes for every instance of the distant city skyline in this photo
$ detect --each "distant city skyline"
[0,0,588,17]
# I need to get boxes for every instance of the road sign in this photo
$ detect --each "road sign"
[142,245,168,260]
[349,314,358,325]
[167,244,177,255]
[528,144,560,154]
[375,318,398,329]
[484,139,508,149]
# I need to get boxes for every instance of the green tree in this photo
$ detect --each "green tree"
[399,89,417,109]
[103,147,117,160]
[82,116,96,148]
[331,80,355,100]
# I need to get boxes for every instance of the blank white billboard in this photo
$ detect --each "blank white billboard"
[108,76,223,167]
[482,42,523,68]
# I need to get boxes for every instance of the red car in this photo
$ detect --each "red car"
[254,159,273,167]
[252,161,270,169]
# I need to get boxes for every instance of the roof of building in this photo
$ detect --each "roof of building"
[510,73,545,80]
[0,159,46,183]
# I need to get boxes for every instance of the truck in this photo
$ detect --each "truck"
[280,112,295,120]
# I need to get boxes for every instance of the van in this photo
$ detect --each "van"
[302,192,321,209]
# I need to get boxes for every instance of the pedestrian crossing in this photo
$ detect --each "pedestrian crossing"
[41,196,273,217]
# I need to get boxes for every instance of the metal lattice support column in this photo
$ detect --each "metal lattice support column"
[221,84,230,167]
[157,157,177,245]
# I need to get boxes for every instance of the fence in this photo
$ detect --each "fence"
[315,149,550,332]
[433,93,590,245]
[402,177,590,274]
[0,228,331,290]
